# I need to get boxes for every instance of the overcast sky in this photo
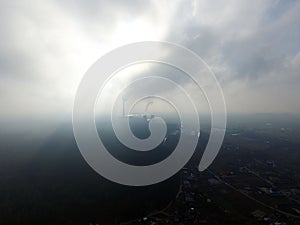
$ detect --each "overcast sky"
[0,0,300,123]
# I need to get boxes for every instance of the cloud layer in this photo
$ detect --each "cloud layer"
[0,0,299,121]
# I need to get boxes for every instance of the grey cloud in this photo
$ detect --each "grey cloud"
[164,0,300,82]
[0,0,300,120]
[55,0,158,43]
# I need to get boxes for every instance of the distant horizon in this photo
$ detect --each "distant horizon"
[1,111,300,135]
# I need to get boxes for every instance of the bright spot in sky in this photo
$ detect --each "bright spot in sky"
[113,20,162,44]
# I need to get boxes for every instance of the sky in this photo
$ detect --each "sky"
[0,0,300,125]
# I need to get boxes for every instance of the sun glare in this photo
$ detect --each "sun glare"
[113,20,161,44]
